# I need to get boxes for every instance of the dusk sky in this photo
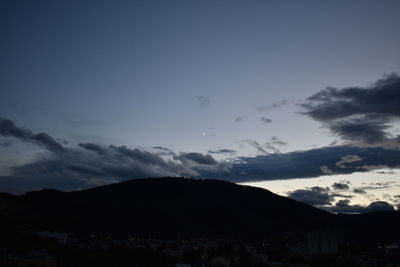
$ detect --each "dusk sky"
[1,0,400,213]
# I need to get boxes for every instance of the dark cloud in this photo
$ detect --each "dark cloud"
[0,117,64,153]
[207,149,237,155]
[0,160,96,194]
[56,138,69,145]
[0,144,203,193]
[287,186,353,207]
[329,118,390,144]
[2,117,400,194]
[368,201,396,211]
[0,117,30,139]
[260,117,272,124]
[79,143,106,155]
[235,116,248,123]
[200,146,400,182]
[197,96,210,107]
[66,164,106,176]
[287,186,394,214]
[353,188,367,194]
[326,199,395,214]
[287,186,333,206]
[257,100,290,112]
[110,145,171,167]
[301,74,400,147]
[32,133,64,153]
[0,118,213,193]
[175,152,218,165]
[332,182,350,190]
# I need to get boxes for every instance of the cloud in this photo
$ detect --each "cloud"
[197,96,210,107]
[175,152,218,165]
[350,181,399,201]
[110,145,171,167]
[257,100,290,112]
[200,145,400,182]
[242,139,268,154]
[152,146,176,156]
[2,117,400,193]
[301,74,400,147]
[326,199,395,214]
[235,116,248,123]
[260,117,272,124]
[0,143,206,193]
[329,118,391,144]
[336,155,362,168]
[354,181,398,191]
[376,170,395,174]
[368,201,396,211]
[152,146,171,151]
[320,165,334,175]
[0,118,220,193]
[241,138,285,154]
[0,117,64,153]
[353,188,367,194]
[287,186,333,206]
[287,185,394,214]
[332,182,350,190]
[271,136,287,146]
[78,143,106,155]
[264,143,280,154]
[207,149,237,155]
[0,140,12,148]
[0,117,31,139]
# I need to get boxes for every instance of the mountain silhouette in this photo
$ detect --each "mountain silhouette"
[0,177,399,241]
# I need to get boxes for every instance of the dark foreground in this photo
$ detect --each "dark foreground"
[1,177,400,266]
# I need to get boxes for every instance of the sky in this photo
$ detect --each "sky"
[1,0,400,213]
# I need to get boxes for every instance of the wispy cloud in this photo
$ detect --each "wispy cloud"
[235,116,248,123]
[260,117,272,124]
[257,100,290,112]
[196,96,210,107]
[271,136,287,146]
[242,139,268,154]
